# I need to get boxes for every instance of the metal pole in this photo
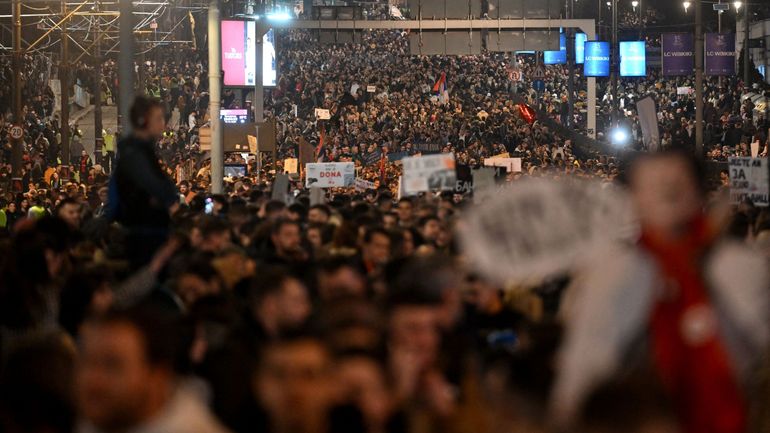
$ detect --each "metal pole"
[94,0,103,165]
[254,23,264,179]
[586,22,597,139]
[60,0,70,175]
[138,33,146,95]
[695,0,703,156]
[566,0,575,126]
[11,0,22,191]
[611,0,617,128]
[118,0,134,134]
[208,0,223,194]
[743,0,750,88]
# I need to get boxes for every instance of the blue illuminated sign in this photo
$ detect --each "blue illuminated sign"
[619,41,646,77]
[584,41,610,77]
[544,34,567,65]
[575,33,587,64]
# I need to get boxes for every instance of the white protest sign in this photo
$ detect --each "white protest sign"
[460,179,634,284]
[314,108,331,120]
[677,87,694,95]
[484,157,522,173]
[401,153,456,194]
[284,158,298,174]
[366,85,376,93]
[354,178,376,191]
[729,157,769,206]
[306,162,355,188]
[472,167,496,204]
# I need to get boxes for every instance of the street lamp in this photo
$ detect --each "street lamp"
[631,0,638,8]
[733,1,742,12]
[683,1,691,13]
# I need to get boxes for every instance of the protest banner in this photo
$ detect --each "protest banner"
[460,179,633,284]
[489,152,511,159]
[472,167,496,203]
[364,149,383,166]
[729,157,769,206]
[314,108,331,120]
[354,178,376,191]
[676,87,694,95]
[484,157,522,173]
[310,188,325,206]
[283,158,298,174]
[402,153,456,194]
[455,164,473,194]
[271,174,290,203]
[636,96,660,152]
[414,143,442,154]
[305,162,355,188]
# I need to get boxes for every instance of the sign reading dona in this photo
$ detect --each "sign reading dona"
[661,33,694,76]
[305,162,355,188]
[705,33,736,76]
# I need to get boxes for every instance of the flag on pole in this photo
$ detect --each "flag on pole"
[432,72,449,105]
[316,126,326,162]
[379,151,387,183]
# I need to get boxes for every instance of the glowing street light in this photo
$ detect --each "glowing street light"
[683,1,691,12]
[611,127,630,147]
[733,1,742,12]
[631,0,638,9]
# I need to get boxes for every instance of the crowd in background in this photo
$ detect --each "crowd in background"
[0,14,768,433]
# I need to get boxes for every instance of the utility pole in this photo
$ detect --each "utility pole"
[60,0,71,178]
[566,0,575,126]
[743,1,750,88]
[118,0,134,134]
[11,0,23,191]
[695,0,704,156]
[94,0,103,166]
[610,0,618,128]
[138,32,146,95]
[208,0,223,194]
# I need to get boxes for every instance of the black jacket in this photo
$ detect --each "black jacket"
[111,135,177,228]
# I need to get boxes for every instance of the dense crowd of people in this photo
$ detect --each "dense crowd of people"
[0,21,769,433]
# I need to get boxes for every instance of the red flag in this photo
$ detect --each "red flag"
[379,152,387,183]
[517,103,536,124]
[315,126,326,162]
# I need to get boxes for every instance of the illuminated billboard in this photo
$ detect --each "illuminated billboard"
[619,41,646,77]
[222,20,277,87]
[583,41,610,77]
[575,32,587,64]
[544,34,567,65]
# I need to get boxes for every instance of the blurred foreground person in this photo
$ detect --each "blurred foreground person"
[553,149,769,433]
[76,307,229,433]
[110,96,178,270]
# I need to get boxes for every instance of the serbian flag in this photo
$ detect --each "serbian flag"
[316,127,326,162]
[432,72,449,105]
[379,152,387,183]
[517,103,536,124]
